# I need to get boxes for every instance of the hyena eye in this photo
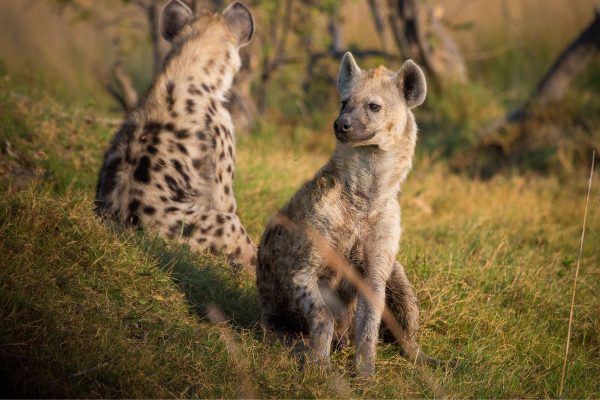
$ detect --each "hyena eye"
[368,103,381,112]
[340,100,348,111]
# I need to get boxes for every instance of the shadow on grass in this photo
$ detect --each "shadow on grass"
[131,229,261,330]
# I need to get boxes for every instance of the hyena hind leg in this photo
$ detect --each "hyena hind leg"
[383,261,440,367]
[180,210,257,275]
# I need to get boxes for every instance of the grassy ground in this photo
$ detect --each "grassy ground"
[1,63,599,398]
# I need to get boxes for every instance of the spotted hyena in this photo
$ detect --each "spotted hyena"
[257,52,437,376]
[95,1,257,272]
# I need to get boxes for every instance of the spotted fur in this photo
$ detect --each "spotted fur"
[257,53,435,375]
[96,2,257,272]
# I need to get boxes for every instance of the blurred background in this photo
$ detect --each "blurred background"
[1,0,598,175]
[1,2,600,397]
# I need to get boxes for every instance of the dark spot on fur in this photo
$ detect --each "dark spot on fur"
[192,158,201,170]
[250,255,257,266]
[175,129,190,139]
[186,99,195,114]
[169,221,182,237]
[196,131,206,141]
[147,145,158,154]
[201,83,211,93]
[166,81,175,111]
[164,174,186,202]
[172,159,190,183]
[200,214,208,221]
[143,206,156,215]
[165,206,179,213]
[133,156,151,183]
[224,185,230,195]
[215,227,224,237]
[165,122,176,132]
[144,121,162,135]
[226,164,232,173]
[182,223,196,237]
[176,143,188,155]
[216,215,225,224]
[219,151,225,160]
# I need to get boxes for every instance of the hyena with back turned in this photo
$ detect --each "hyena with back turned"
[95,1,257,272]
[257,52,438,376]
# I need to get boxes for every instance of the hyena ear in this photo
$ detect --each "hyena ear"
[396,60,427,109]
[223,2,255,47]
[337,52,362,97]
[161,0,194,42]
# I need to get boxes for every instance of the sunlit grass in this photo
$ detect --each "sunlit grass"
[1,71,599,397]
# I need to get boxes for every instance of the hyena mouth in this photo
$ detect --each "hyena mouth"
[338,132,376,145]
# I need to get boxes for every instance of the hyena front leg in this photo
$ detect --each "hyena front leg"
[384,262,439,367]
[354,261,393,377]
[179,210,257,274]
[295,277,335,369]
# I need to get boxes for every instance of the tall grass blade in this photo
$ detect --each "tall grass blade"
[559,151,595,397]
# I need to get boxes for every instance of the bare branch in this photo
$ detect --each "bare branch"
[106,60,139,113]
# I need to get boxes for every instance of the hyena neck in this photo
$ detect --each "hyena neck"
[333,115,417,200]
[143,26,241,119]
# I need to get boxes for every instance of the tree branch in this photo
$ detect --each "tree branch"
[477,6,600,145]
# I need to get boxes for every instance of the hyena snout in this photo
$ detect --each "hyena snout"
[334,113,371,143]
[333,113,353,142]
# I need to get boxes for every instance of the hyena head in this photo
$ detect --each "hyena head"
[334,52,427,150]
[160,0,254,51]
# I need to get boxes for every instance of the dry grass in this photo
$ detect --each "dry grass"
[2,72,599,397]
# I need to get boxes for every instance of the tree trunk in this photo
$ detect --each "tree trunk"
[387,0,440,87]
[478,6,600,143]
[533,7,600,106]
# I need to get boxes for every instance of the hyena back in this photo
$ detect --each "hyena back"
[257,52,436,376]
[95,1,257,272]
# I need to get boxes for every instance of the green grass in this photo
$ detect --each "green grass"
[1,65,600,398]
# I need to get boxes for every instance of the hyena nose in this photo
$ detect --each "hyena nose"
[334,114,353,133]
